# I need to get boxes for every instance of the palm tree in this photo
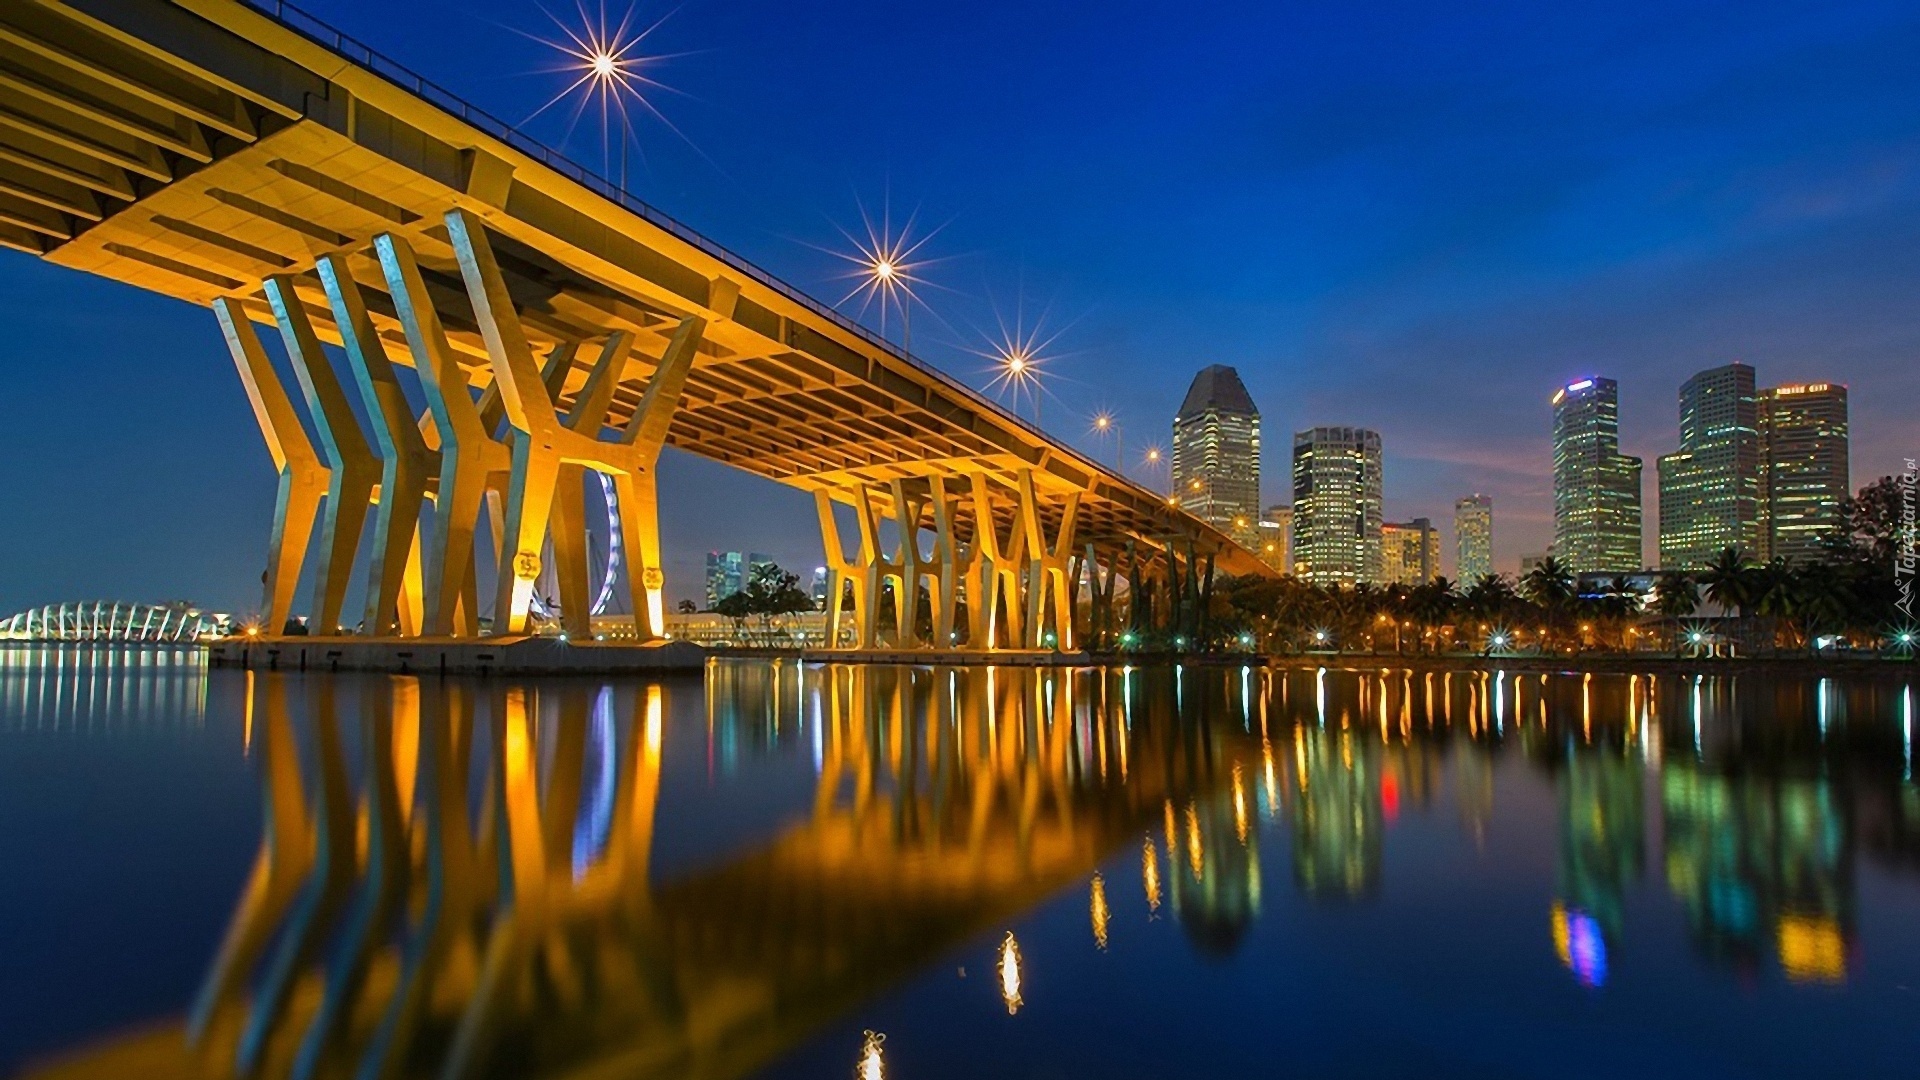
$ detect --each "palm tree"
[1698,547,1755,617]
[1521,557,1577,651]
[1653,570,1698,655]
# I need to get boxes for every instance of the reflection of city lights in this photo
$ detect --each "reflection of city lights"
[1142,836,1161,914]
[1777,915,1847,983]
[1185,802,1204,879]
[1550,901,1607,987]
[1090,873,1110,950]
[1232,763,1249,844]
[998,932,1024,1014]
[859,1031,886,1080]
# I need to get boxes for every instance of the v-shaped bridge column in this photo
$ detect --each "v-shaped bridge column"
[215,299,327,635]
[887,480,934,648]
[926,475,972,648]
[549,333,632,638]
[264,276,380,636]
[1018,469,1080,651]
[447,209,707,639]
[376,233,511,637]
[815,490,871,650]
[968,474,1028,650]
[316,255,433,637]
[612,316,705,641]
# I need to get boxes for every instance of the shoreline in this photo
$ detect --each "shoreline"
[4,639,1908,679]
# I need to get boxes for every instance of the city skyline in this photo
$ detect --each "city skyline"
[2,0,1918,615]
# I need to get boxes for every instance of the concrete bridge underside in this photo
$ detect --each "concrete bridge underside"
[0,0,1270,650]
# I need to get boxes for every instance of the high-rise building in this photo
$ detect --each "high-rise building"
[1380,518,1440,585]
[705,551,742,608]
[1257,504,1293,574]
[748,552,776,583]
[1552,378,1642,574]
[810,566,831,609]
[1172,365,1261,548]
[704,550,758,608]
[1758,382,1849,563]
[1657,363,1759,570]
[1455,495,1493,584]
[1292,427,1383,585]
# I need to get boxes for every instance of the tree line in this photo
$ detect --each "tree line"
[1200,475,1915,658]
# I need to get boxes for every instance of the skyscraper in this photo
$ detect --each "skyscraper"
[1455,495,1493,584]
[1292,427,1383,585]
[1258,504,1293,574]
[1172,365,1261,548]
[1552,378,1642,574]
[1380,518,1440,585]
[1657,363,1759,570]
[1758,382,1849,563]
[704,551,744,609]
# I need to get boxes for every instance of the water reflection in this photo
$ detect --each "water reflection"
[15,661,1919,1079]
[0,644,208,730]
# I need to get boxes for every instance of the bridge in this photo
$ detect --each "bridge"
[0,0,1267,653]
[20,662,1287,1080]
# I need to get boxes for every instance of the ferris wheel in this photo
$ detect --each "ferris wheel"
[527,473,626,626]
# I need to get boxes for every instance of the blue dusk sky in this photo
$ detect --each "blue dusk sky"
[3,0,1918,615]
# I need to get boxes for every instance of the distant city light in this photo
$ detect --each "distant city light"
[859,1031,886,1080]
[998,932,1024,1014]
[1566,379,1594,392]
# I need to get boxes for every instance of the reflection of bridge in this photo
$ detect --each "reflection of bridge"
[17,665,1899,1078]
[23,664,1269,1080]
[0,0,1266,651]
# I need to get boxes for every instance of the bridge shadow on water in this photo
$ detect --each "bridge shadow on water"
[13,659,1919,1080]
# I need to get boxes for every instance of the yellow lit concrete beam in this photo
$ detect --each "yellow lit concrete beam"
[213,297,325,634]
[376,232,512,635]
[316,253,432,636]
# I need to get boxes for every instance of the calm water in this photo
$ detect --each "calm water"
[2,647,1917,1079]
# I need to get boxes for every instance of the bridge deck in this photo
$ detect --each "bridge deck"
[0,0,1266,574]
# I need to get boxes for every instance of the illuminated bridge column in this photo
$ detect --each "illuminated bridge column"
[816,489,876,650]
[1017,469,1081,651]
[264,276,381,636]
[926,475,973,648]
[317,255,433,637]
[214,298,329,635]
[445,209,707,640]
[857,485,910,647]
[887,480,931,647]
[610,316,706,642]
[545,333,632,638]
[968,473,1028,650]
[1081,543,1120,651]
[377,233,512,637]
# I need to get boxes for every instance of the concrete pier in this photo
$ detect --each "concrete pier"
[207,636,709,675]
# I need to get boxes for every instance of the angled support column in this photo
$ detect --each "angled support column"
[1017,469,1081,651]
[816,489,872,650]
[315,256,434,637]
[887,479,933,647]
[549,336,633,638]
[264,276,380,635]
[447,209,673,637]
[926,475,972,648]
[215,299,328,634]
[376,232,514,636]
[1085,542,1118,651]
[968,474,1027,650]
[841,485,904,648]
[609,316,704,641]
